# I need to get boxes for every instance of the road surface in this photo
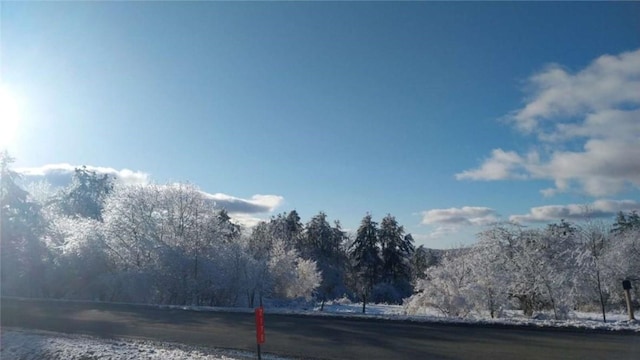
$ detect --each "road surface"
[1,298,638,359]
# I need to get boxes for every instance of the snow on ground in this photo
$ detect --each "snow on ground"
[164,298,639,333]
[2,298,637,360]
[303,300,640,332]
[0,328,290,360]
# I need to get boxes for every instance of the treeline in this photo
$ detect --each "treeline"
[405,217,640,321]
[0,153,419,308]
[2,152,638,318]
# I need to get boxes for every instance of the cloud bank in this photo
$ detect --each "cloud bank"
[17,163,150,186]
[201,193,284,214]
[421,206,500,226]
[419,206,500,243]
[510,199,640,224]
[457,48,640,197]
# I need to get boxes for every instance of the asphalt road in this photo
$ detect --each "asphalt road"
[1,298,638,360]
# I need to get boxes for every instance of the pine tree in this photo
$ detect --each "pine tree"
[376,215,415,303]
[301,212,349,307]
[59,166,114,221]
[379,215,414,283]
[349,214,381,312]
[411,245,439,280]
[612,211,640,235]
[285,210,304,250]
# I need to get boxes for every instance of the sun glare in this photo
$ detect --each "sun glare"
[0,86,23,148]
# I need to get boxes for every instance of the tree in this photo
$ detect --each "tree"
[1,151,50,297]
[215,209,241,243]
[267,238,321,301]
[612,211,640,235]
[466,238,510,318]
[285,210,304,251]
[475,223,576,318]
[300,212,335,259]
[377,215,414,303]
[349,214,381,313]
[301,213,349,306]
[411,245,439,281]
[604,226,640,308]
[575,221,613,322]
[45,214,112,300]
[99,183,239,305]
[59,166,114,221]
[405,251,474,318]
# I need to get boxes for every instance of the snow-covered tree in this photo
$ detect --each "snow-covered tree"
[98,183,241,304]
[58,166,114,221]
[302,212,349,307]
[405,251,474,317]
[268,239,321,300]
[45,215,113,300]
[604,226,640,307]
[411,245,440,281]
[465,239,510,318]
[611,211,640,235]
[349,214,381,312]
[574,221,613,322]
[1,151,51,297]
[378,215,414,303]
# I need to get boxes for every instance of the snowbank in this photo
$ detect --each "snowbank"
[157,299,640,332]
[0,328,288,360]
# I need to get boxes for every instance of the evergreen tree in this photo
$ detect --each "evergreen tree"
[379,215,414,282]
[349,214,381,312]
[215,209,241,243]
[612,211,640,235]
[301,212,349,307]
[59,166,114,221]
[411,245,439,280]
[377,215,414,303]
[285,210,304,251]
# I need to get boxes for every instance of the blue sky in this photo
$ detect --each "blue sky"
[2,2,639,248]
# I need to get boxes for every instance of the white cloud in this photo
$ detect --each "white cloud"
[200,192,284,214]
[424,225,459,238]
[227,213,269,228]
[212,195,283,228]
[509,199,640,223]
[417,206,499,248]
[16,163,150,186]
[421,206,499,226]
[457,48,640,197]
[411,227,478,249]
[455,149,527,181]
[512,49,640,133]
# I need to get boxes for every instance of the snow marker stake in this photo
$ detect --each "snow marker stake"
[255,306,265,359]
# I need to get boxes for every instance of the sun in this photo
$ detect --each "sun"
[0,85,23,148]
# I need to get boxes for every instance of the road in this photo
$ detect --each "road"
[1,298,638,360]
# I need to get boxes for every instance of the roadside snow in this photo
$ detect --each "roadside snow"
[156,299,639,332]
[0,328,289,360]
[306,301,640,332]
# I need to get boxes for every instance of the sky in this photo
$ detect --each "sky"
[1,2,639,248]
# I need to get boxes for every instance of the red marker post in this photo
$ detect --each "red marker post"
[255,306,265,359]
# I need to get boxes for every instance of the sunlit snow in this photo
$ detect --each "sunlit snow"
[1,328,290,360]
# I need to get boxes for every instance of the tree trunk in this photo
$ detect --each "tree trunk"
[362,294,366,314]
[596,269,607,323]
